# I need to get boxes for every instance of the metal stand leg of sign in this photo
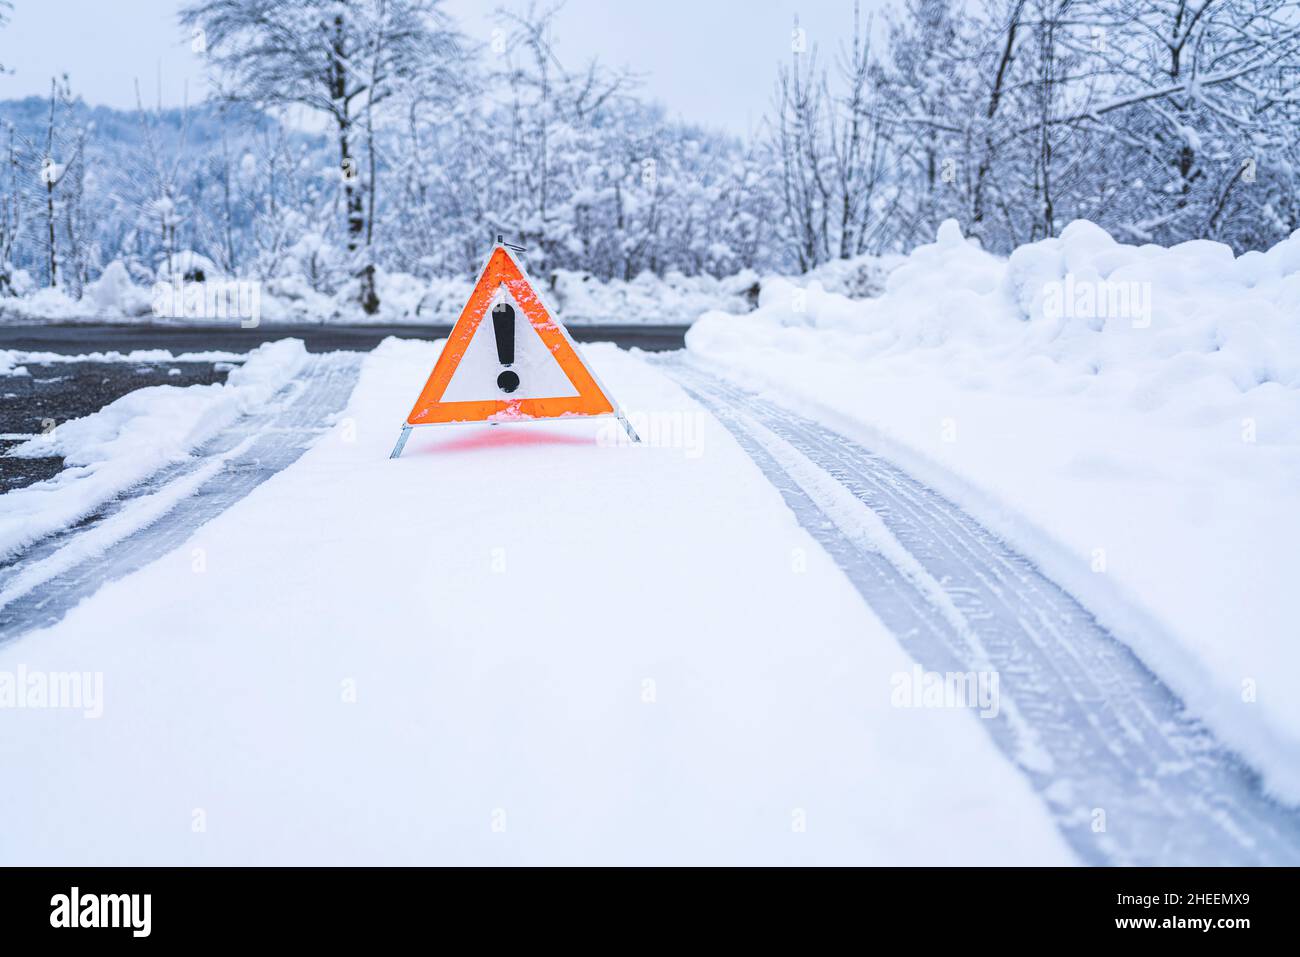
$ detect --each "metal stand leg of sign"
[389,425,413,459]
[617,411,641,444]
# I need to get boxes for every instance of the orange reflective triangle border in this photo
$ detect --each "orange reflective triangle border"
[405,246,617,426]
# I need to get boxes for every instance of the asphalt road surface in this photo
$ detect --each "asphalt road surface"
[0,359,233,493]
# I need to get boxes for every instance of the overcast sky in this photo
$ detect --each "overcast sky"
[1,0,891,136]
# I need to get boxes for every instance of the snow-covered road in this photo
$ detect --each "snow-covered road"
[662,356,1300,865]
[0,352,361,641]
[1,338,1294,864]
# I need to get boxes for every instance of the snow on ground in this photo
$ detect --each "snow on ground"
[688,218,1300,803]
[0,348,245,374]
[0,249,902,327]
[0,340,305,561]
[796,252,905,299]
[0,261,762,327]
[0,338,1071,865]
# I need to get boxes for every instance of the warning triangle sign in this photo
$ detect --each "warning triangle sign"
[391,242,637,457]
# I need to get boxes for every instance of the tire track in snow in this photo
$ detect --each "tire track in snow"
[661,356,1300,865]
[0,353,361,644]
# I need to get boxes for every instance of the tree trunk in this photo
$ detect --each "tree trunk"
[46,180,57,288]
[45,79,58,288]
[333,10,379,314]
[972,0,1026,231]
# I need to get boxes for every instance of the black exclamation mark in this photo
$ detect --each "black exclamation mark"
[493,302,520,393]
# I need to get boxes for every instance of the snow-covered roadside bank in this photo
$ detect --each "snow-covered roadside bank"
[0,251,899,328]
[0,262,761,327]
[0,337,1071,865]
[0,348,246,373]
[688,219,1300,804]
[0,339,306,561]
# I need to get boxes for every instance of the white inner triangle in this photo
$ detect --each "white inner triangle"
[439,285,581,403]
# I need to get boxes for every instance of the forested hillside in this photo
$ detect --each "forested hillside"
[1,0,1296,316]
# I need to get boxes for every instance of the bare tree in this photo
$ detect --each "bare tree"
[180,0,461,313]
[133,77,192,281]
[772,24,831,271]
[38,76,87,289]
[0,122,21,295]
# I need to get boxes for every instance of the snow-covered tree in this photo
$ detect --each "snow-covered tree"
[876,0,1300,254]
[33,76,89,291]
[180,0,463,312]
